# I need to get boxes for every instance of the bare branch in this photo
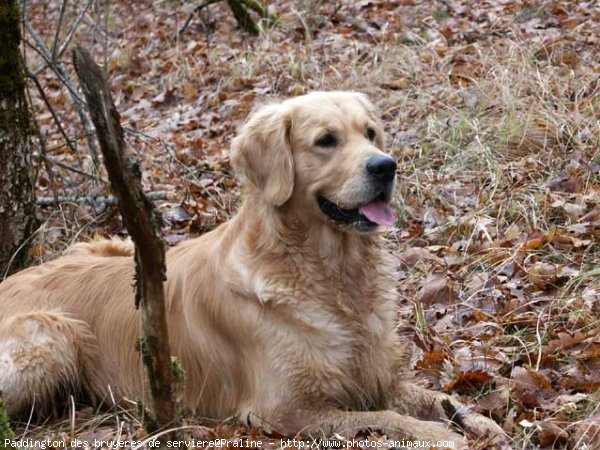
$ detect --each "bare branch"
[57,0,95,59]
[51,0,69,61]
[36,191,168,206]
[23,38,85,102]
[23,18,102,171]
[176,0,222,38]
[37,153,107,182]
[103,0,110,79]
[26,68,80,157]
[24,77,60,200]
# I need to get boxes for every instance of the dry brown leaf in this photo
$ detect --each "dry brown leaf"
[544,329,600,354]
[474,388,510,421]
[445,370,493,395]
[416,350,447,372]
[398,247,444,268]
[538,421,570,447]
[417,275,459,307]
[526,262,558,289]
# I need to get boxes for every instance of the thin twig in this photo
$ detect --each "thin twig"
[176,0,222,38]
[24,68,61,201]
[23,18,102,171]
[45,134,86,151]
[37,191,168,206]
[84,17,109,41]
[26,68,80,157]
[103,0,110,79]
[83,8,109,41]
[37,133,58,197]
[51,0,69,61]
[37,153,107,182]
[123,126,228,212]
[23,22,58,69]
[25,38,86,99]
[57,0,95,59]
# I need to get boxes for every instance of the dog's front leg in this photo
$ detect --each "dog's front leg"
[393,382,506,446]
[274,409,466,449]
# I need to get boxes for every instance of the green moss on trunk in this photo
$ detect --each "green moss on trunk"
[0,0,36,275]
[0,0,26,96]
[0,398,15,445]
[226,0,259,35]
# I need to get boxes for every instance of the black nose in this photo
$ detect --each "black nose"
[366,156,397,183]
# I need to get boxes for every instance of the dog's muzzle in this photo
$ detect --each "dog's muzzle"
[318,156,397,231]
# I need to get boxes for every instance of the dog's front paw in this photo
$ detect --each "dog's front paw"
[408,421,467,450]
[463,413,508,448]
[379,413,467,450]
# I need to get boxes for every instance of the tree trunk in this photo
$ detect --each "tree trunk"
[226,0,259,35]
[0,0,36,278]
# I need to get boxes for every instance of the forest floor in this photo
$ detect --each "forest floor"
[13,0,600,448]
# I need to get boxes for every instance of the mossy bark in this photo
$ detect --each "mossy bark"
[0,398,15,446]
[0,0,36,276]
[226,0,259,35]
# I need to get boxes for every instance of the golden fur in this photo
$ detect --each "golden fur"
[0,92,502,447]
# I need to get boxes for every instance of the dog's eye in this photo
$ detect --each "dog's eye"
[315,133,338,147]
[366,127,376,141]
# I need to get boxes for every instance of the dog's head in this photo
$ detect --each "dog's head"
[232,92,396,233]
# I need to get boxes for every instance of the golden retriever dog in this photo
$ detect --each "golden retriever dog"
[0,92,502,447]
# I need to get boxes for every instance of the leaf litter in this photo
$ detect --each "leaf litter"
[19,0,600,448]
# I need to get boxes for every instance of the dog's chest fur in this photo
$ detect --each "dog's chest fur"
[252,240,402,413]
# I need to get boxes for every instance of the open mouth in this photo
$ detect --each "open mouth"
[317,193,396,230]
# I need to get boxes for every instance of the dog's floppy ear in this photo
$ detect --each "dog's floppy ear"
[231,103,293,207]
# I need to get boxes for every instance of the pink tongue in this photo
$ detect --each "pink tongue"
[359,200,396,226]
